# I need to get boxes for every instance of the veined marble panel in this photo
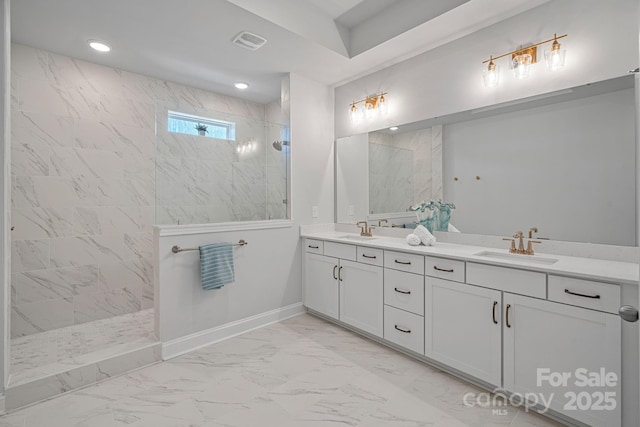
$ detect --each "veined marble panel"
[99,95,154,129]
[18,78,100,120]
[49,147,124,180]
[72,206,143,236]
[12,297,74,337]
[12,139,50,176]
[74,288,141,324]
[98,257,153,293]
[97,177,154,206]
[124,232,153,259]
[50,235,123,268]
[432,125,443,200]
[16,265,99,304]
[14,175,97,209]
[12,110,74,148]
[11,239,50,273]
[11,44,49,82]
[11,207,73,240]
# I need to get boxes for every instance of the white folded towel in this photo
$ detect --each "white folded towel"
[414,225,436,246]
[406,234,421,246]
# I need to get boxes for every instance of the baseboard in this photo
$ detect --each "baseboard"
[161,302,306,360]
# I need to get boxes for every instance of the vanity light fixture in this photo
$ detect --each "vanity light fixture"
[482,33,567,87]
[234,82,249,90]
[348,92,388,124]
[88,40,111,52]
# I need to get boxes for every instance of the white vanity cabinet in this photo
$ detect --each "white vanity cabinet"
[304,252,339,319]
[425,278,502,387]
[503,293,621,427]
[304,240,383,337]
[339,259,384,337]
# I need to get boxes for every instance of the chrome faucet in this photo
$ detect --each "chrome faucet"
[357,221,373,237]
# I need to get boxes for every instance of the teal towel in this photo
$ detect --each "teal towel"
[199,243,235,290]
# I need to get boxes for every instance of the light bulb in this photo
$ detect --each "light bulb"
[513,53,532,79]
[364,101,375,120]
[545,36,565,71]
[482,57,499,88]
[349,102,360,124]
[378,94,388,116]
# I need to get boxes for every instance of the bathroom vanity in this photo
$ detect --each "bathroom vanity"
[300,229,638,427]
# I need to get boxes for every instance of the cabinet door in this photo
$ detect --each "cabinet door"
[425,278,502,387]
[503,293,621,427]
[339,259,383,337]
[304,253,339,319]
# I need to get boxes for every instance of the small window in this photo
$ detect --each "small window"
[168,111,236,140]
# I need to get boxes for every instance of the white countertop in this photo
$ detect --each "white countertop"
[301,230,639,286]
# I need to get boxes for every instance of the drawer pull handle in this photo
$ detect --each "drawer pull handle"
[433,266,454,273]
[394,287,411,295]
[308,245,319,249]
[564,289,601,299]
[338,266,343,282]
[395,260,411,265]
[333,265,338,280]
[492,301,498,325]
[362,254,377,259]
[394,325,411,334]
[506,304,511,328]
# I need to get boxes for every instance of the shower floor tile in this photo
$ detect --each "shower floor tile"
[10,309,157,386]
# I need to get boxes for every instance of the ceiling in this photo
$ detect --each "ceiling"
[11,0,551,104]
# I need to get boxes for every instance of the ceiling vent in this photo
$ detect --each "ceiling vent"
[232,31,267,51]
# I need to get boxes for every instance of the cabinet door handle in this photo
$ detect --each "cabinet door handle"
[394,287,411,295]
[492,301,498,325]
[395,260,411,265]
[333,265,337,280]
[505,304,512,328]
[338,266,343,281]
[394,325,411,334]
[362,254,377,259]
[433,266,454,273]
[564,289,601,299]
[308,245,319,249]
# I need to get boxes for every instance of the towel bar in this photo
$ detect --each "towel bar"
[172,239,248,253]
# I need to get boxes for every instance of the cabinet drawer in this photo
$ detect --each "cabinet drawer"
[467,263,546,299]
[304,239,323,254]
[357,246,384,267]
[426,256,465,283]
[548,275,620,314]
[384,250,425,275]
[384,305,424,354]
[324,241,356,261]
[384,269,424,315]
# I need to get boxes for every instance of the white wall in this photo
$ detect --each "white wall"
[443,88,636,246]
[336,133,368,223]
[335,0,638,137]
[155,73,335,346]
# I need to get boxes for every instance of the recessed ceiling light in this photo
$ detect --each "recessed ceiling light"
[389,126,399,131]
[88,40,111,52]
[234,82,249,90]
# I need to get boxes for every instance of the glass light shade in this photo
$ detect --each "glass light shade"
[364,101,375,120]
[544,45,566,71]
[378,95,388,116]
[349,103,361,124]
[482,62,500,87]
[513,53,532,79]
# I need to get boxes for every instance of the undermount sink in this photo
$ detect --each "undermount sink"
[473,251,559,265]
[338,235,377,241]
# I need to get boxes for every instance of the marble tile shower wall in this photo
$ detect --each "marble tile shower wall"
[10,43,277,337]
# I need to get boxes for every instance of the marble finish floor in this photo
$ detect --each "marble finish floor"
[0,314,564,427]
[10,309,156,386]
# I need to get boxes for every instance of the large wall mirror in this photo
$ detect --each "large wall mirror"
[336,75,637,246]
